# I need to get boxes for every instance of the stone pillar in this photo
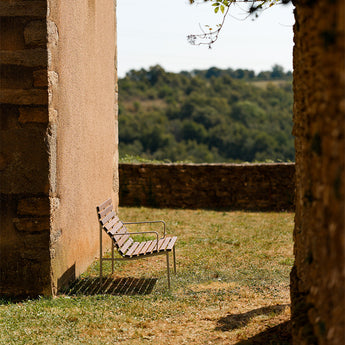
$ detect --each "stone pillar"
[291,0,345,344]
[0,1,50,296]
[0,0,118,297]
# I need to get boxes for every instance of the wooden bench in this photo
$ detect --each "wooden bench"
[97,199,177,289]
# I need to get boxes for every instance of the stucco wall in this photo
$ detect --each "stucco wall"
[0,1,51,296]
[48,0,118,294]
[119,163,295,211]
[291,0,345,344]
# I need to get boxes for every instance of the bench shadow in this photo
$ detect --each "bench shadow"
[216,304,291,345]
[61,276,157,296]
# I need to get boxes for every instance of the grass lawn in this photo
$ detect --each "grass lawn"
[0,207,294,345]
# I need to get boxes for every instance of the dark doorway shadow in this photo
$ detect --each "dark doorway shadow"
[233,320,291,345]
[60,276,157,296]
[216,304,290,331]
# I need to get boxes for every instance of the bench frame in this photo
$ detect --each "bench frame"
[97,199,176,289]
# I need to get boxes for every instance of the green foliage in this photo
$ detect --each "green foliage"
[119,65,294,163]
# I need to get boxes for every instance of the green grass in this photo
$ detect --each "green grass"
[0,208,294,345]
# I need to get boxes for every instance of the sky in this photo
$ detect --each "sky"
[117,0,295,78]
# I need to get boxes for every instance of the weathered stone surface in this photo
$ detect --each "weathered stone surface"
[119,163,295,211]
[0,195,51,297]
[291,1,345,344]
[13,217,50,232]
[0,89,48,105]
[33,69,47,87]
[0,104,20,130]
[0,1,47,17]
[0,49,47,67]
[0,128,49,194]
[0,65,33,89]
[24,20,46,47]
[17,197,50,216]
[18,106,48,123]
[0,17,26,50]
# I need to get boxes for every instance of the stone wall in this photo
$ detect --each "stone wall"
[119,163,295,211]
[0,0,118,297]
[0,1,50,296]
[291,0,345,344]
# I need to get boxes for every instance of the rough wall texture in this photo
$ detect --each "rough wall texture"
[119,163,295,211]
[48,0,118,294]
[0,0,118,296]
[0,1,51,296]
[291,0,345,344]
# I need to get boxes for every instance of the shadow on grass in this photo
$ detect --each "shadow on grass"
[216,304,290,331]
[233,320,291,345]
[61,276,157,296]
[216,304,291,345]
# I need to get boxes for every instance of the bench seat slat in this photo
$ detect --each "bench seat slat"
[139,240,153,255]
[157,238,167,251]
[132,241,147,256]
[107,221,123,235]
[98,204,113,219]
[104,216,118,231]
[146,240,158,253]
[120,238,133,255]
[125,242,140,257]
[166,236,177,251]
[97,198,112,212]
[117,234,130,247]
[100,210,116,225]
[159,237,171,251]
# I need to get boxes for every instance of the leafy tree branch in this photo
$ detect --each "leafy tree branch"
[188,0,292,47]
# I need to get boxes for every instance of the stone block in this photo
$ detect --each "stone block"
[0,104,20,130]
[33,69,47,87]
[0,1,47,17]
[0,17,25,50]
[0,65,33,89]
[0,49,47,67]
[13,217,50,232]
[24,21,46,47]
[17,197,49,216]
[0,128,49,194]
[18,106,48,123]
[0,89,47,105]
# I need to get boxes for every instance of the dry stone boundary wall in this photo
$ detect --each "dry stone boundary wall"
[119,163,295,211]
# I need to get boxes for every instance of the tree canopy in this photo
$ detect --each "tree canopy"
[119,65,294,163]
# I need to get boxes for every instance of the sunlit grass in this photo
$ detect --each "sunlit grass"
[0,208,294,345]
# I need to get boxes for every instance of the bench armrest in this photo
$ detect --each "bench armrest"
[123,220,166,238]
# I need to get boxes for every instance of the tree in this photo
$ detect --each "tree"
[188,0,292,47]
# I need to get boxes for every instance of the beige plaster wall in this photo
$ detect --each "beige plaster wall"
[47,0,118,293]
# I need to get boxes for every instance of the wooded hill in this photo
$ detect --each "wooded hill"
[118,65,294,163]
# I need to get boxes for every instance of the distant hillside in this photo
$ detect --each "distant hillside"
[118,65,294,163]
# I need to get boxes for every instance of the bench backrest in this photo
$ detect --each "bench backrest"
[97,199,133,255]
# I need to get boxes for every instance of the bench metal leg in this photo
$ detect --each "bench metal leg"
[111,243,114,274]
[100,224,103,284]
[173,246,176,274]
[166,252,170,289]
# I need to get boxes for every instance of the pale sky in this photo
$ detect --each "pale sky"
[117,0,294,77]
